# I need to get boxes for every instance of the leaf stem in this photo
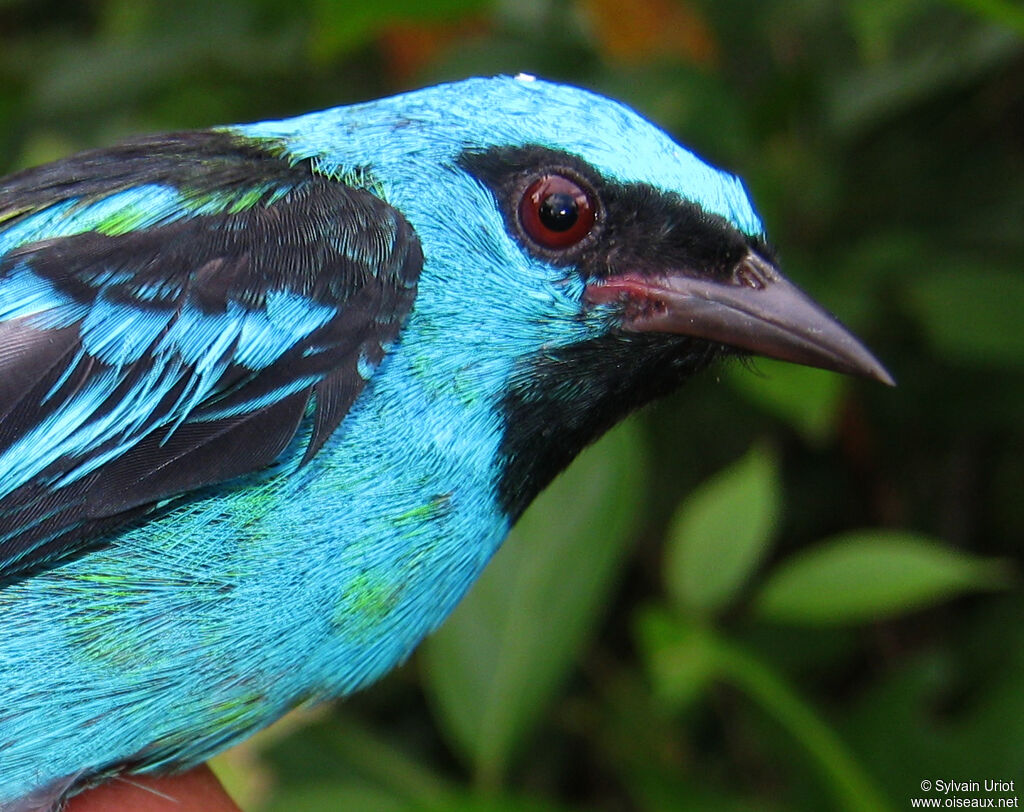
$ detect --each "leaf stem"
[942,0,1024,36]
[328,713,455,806]
[713,639,895,812]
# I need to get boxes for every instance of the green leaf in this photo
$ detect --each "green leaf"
[830,24,1020,136]
[664,444,780,614]
[310,0,489,61]
[844,0,931,64]
[943,0,1024,37]
[756,531,1011,625]
[257,711,455,806]
[264,784,411,812]
[634,609,895,811]
[421,420,647,787]
[727,360,846,444]
[424,794,572,812]
[712,639,895,812]
[635,607,719,709]
[903,266,1024,368]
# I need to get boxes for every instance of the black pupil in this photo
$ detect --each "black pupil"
[538,193,578,231]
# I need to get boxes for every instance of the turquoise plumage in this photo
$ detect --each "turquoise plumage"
[0,75,890,810]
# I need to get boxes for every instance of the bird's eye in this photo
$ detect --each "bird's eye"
[518,174,597,250]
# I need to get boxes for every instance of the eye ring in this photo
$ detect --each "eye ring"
[518,173,598,250]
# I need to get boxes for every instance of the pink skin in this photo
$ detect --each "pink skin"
[583,255,894,386]
[68,766,240,812]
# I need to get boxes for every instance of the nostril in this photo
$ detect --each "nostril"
[733,252,774,290]
[735,263,765,290]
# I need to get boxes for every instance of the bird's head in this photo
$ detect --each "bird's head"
[241,75,891,517]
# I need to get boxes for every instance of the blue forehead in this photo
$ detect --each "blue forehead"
[237,75,764,238]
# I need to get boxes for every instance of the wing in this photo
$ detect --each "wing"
[0,132,422,577]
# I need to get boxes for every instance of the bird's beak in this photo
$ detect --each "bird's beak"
[584,249,895,385]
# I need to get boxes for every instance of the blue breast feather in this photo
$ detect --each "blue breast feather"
[0,341,511,795]
[0,75,765,803]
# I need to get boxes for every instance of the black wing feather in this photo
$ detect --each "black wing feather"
[0,137,422,577]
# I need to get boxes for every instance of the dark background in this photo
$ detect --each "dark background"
[2,1,1022,810]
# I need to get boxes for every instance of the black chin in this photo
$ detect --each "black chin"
[495,332,723,520]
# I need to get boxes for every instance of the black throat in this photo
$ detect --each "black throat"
[496,332,720,520]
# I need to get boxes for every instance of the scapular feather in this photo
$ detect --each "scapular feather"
[0,147,421,576]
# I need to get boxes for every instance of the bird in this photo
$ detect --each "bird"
[0,74,892,811]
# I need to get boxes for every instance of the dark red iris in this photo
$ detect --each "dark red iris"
[518,174,596,249]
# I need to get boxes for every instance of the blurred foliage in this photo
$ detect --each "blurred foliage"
[2,0,1022,809]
